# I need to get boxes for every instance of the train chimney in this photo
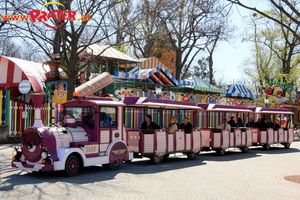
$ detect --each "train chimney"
[30,92,46,127]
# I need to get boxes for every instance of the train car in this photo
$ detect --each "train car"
[12,92,133,176]
[123,97,205,164]
[199,104,255,155]
[251,107,294,149]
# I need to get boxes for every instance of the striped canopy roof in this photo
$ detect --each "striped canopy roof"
[115,65,178,86]
[219,84,258,98]
[79,44,139,64]
[193,77,225,93]
[0,56,46,93]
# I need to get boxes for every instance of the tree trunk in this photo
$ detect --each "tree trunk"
[208,53,214,85]
[175,50,183,80]
[67,72,77,101]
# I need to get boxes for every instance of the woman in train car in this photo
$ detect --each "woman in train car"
[167,116,178,134]
[140,114,160,129]
[180,117,193,133]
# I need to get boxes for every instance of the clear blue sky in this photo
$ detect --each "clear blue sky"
[213,1,268,85]
[213,7,252,85]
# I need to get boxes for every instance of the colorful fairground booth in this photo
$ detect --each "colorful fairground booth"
[0,56,47,142]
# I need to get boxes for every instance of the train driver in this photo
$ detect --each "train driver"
[140,114,160,129]
[180,117,193,133]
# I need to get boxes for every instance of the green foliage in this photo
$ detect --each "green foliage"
[243,9,300,96]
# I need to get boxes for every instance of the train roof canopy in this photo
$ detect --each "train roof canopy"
[206,104,256,113]
[254,107,294,114]
[62,96,125,107]
[122,97,203,110]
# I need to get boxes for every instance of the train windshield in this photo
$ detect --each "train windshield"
[66,106,95,124]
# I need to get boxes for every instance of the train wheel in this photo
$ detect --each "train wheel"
[241,146,249,153]
[103,160,121,170]
[163,154,170,159]
[263,144,271,150]
[150,155,162,164]
[65,155,80,177]
[186,152,197,160]
[284,143,290,149]
[217,149,225,156]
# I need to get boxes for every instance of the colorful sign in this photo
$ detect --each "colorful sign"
[1,1,91,28]
[53,81,68,104]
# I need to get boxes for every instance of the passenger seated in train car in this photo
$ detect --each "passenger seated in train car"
[227,116,236,127]
[217,118,231,130]
[179,117,193,133]
[273,119,281,131]
[140,114,160,129]
[259,118,268,128]
[167,116,178,134]
[245,118,254,128]
[266,119,274,128]
[236,117,243,128]
[253,118,261,127]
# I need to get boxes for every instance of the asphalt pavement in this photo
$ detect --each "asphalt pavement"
[1,140,300,200]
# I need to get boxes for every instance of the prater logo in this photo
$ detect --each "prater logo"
[1,1,91,28]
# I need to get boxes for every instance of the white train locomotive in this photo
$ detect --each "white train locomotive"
[12,92,132,176]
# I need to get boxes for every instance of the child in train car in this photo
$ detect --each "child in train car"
[167,116,178,134]
[140,115,160,129]
[180,117,193,133]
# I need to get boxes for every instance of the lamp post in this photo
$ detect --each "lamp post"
[264,95,269,107]
[155,83,162,99]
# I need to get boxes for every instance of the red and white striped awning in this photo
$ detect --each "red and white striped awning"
[0,56,46,92]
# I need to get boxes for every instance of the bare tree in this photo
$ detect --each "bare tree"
[6,0,124,99]
[226,0,300,41]
[124,0,231,79]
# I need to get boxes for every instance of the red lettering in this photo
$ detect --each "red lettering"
[47,11,56,20]
[29,10,41,22]
[68,11,76,20]
[54,10,63,20]
[1,15,11,21]
[38,11,48,22]
[61,11,68,20]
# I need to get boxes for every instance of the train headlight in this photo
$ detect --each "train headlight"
[41,152,48,159]
[12,149,18,157]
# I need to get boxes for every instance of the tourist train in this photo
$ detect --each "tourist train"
[11,92,294,176]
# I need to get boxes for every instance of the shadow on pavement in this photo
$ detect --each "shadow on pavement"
[0,155,207,188]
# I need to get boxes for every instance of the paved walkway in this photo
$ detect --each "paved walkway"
[1,141,300,200]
